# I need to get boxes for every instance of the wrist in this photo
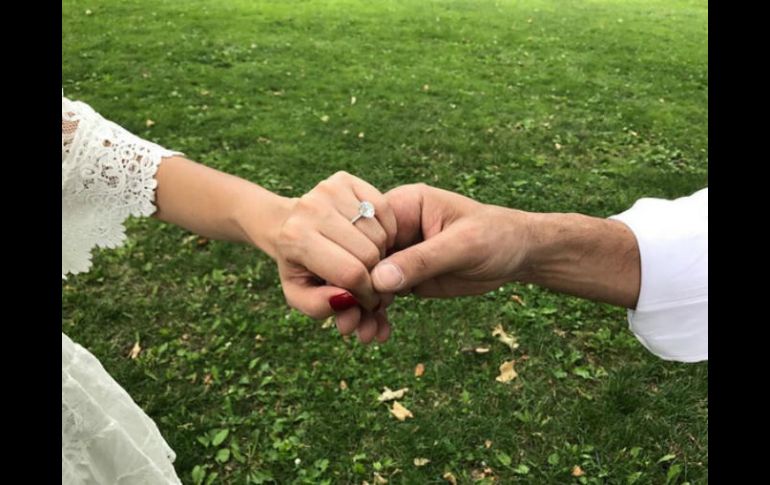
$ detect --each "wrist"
[515,211,578,283]
[233,186,297,260]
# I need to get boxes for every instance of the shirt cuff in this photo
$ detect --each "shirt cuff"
[610,189,708,362]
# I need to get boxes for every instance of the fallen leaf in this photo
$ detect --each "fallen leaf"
[485,440,493,448]
[471,468,496,481]
[510,295,526,306]
[492,324,519,350]
[496,360,518,383]
[196,237,209,246]
[414,363,425,378]
[145,119,155,128]
[351,96,357,105]
[320,115,330,123]
[373,472,388,484]
[339,380,348,391]
[378,387,409,402]
[128,341,141,359]
[322,316,335,329]
[442,472,457,484]
[390,401,414,421]
[413,458,430,467]
[554,329,567,337]
[203,373,213,386]
[571,465,585,477]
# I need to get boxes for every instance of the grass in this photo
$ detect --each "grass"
[62,0,708,483]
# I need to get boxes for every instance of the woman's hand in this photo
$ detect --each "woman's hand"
[271,171,397,343]
[154,159,396,343]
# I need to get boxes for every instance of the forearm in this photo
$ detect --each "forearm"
[153,156,293,259]
[516,211,641,308]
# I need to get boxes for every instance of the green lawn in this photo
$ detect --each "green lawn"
[62,1,708,483]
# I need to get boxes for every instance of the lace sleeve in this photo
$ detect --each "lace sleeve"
[62,96,182,277]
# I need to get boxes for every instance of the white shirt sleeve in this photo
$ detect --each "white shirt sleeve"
[609,188,708,362]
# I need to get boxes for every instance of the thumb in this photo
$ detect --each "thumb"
[371,229,463,293]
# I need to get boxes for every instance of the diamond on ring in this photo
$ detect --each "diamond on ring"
[351,201,375,224]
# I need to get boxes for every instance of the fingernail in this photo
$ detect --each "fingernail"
[372,262,404,291]
[329,292,359,312]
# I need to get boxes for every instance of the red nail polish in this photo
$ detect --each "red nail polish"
[329,292,359,312]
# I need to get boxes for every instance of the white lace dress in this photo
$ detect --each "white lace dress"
[62,96,183,484]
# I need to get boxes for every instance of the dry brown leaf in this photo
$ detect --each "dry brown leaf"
[571,465,585,477]
[145,119,155,128]
[128,341,141,359]
[378,387,408,402]
[442,472,457,485]
[484,440,493,448]
[414,363,425,378]
[496,360,518,383]
[390,401,414,421]
[472,468,496,481]
[510,294,526,306]
[203,373,213,386]
[373,472,388,484]
[339,380,348,391]
[492,324,519,350]
[413,458,430,467]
